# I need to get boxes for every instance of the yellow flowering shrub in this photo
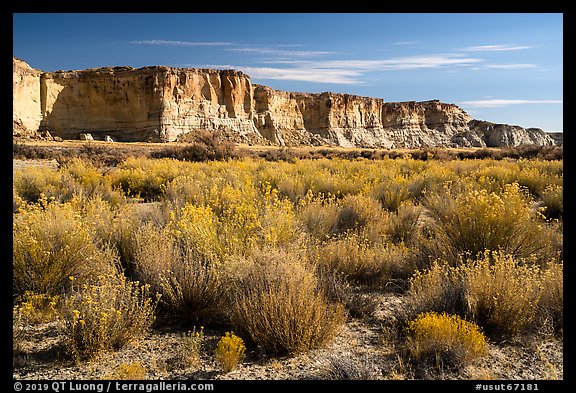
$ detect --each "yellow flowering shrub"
[406,312,488,370]
[13,291,60,325]
[214,332,246,373]
[179,326,205,368]
[13,199,117,296]
[312,235,410,287]
[408,251,562,339]
[103,362,147,380]
[424,183,557,263]
[133,211,225,324]
[64,274,159,361]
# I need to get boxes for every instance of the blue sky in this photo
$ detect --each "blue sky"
[13,13,563,131]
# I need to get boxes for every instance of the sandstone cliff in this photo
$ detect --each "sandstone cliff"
[13,58,42,137]
[36,63,267,143]
[13,58,556,148]
[467,120,555,147]
[253,85,393,147]
[380,100,472,148]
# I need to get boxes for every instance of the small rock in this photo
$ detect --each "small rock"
[79,133,94,141]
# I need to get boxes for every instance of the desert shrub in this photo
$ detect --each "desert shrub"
[257,183,304,248]
[312,235,411,288]
[538,262,563,334]
[539,145,563,161]
[13,141,58,160]
[178,326,205,368]
[13,167,62,204]
[408,261,470,319]
[214,183,263,254]
[513,165,553,198]
[371,177,413,212]
[320,353,380,380]
[152,139,236,162]
[228,250,346,355]
[103,362,147,380]
[314,267,379,319]
[214,332,246,373]
[297,195,340,240]
[405,312,488,371]
[161,175,207,211]
[423,183,558,264]
[13,292,61,325]
[14,159,125,206]
[331,194,384,235]
[540,184,563,220]
[298,194,384,240]
[464,252,543,338]
[407,252,561,339]
[132,206,225,324]
[109,157,191,201]
[64,274,159,361]
[385,202,422,245]
[13,199,118,296]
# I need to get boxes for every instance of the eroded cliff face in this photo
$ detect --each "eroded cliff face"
[380,100,472,148]
[37,65,266,143]
[13,58,556,148]
[40,66,165,141]
[468,120,555,147]
[252,88,473,148]
[253,86,393,147]
[161,68,265,143]
[13,58,42,136]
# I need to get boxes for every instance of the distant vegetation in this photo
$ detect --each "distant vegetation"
[13,142,563,378]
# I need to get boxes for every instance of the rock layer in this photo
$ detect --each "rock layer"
[13,58,556,147]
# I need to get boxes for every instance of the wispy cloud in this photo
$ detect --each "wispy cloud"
[129,40,231,47]
[227,47,335,57]
[316,55,483,71]
[268,55,483,72]
[199,54,485,85]
[391,41,419,46]
[459,99,562,108]
[484,64,538,69]
[462,44,533,51]
[231,66,363,84]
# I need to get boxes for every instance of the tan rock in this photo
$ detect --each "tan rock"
[12,57,556,148]
[13,58,42,136]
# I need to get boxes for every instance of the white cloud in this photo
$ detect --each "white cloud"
[129,40,231,46]
[470,63,538,71]
[391,41,419,46]
[227,47,335,57]
[268,55,483,71]
[462,44,533,51]
[459,99,563,108]
[235,66,363,84]
[193,54,486,85]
